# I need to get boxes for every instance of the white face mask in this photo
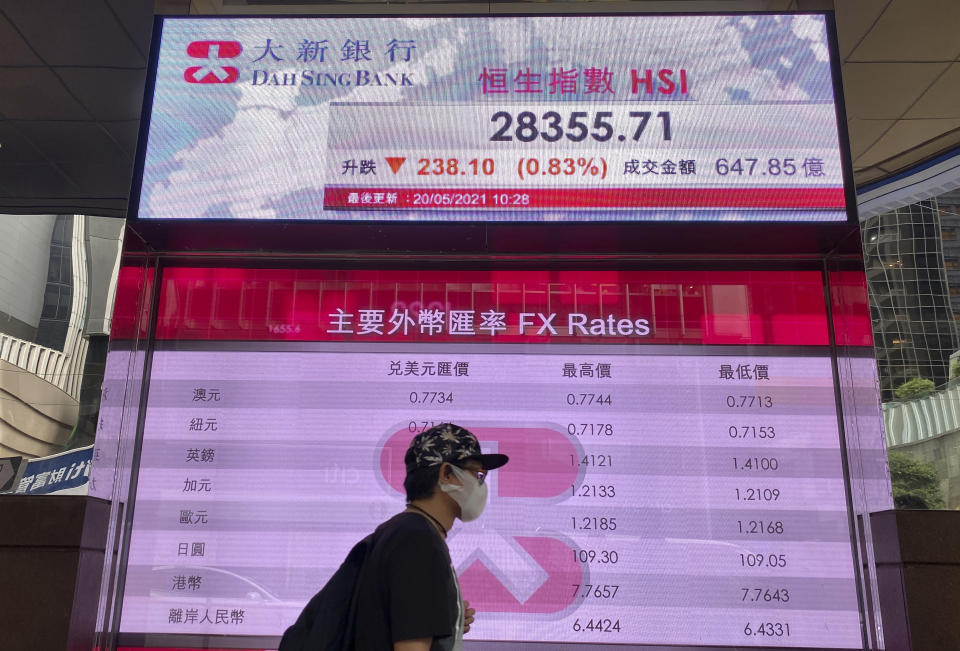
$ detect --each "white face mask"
[439,464,488,522]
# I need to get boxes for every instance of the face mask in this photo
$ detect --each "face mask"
[440,464,488,522]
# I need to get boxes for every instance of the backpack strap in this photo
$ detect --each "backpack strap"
[342,532,377,650]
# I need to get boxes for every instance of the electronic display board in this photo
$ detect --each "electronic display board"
[135,15,850,223]
[114,268,877,650]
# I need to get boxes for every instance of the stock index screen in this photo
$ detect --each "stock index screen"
[135,15,850,222]
[113,269,875,651]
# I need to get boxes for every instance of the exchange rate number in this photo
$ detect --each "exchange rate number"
[574,549,620,564]
[571,454,614,467]
[735,487,781,502]
[408,391,453,405]
[568,423,614,437]
[572,484,616,498]
[572,584,620,599]
[733,456,780,471]
[740,553,788,568]
[726,395,774,408]
[572,516,617,531]
[738,519,785,535]
[408,420,441,433]
[741,587,790,603]
[572,618,621,633]
[567,393,612,406]
[744,622,791,638]
[729,425,776,439]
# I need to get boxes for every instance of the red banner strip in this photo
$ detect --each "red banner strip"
[322,187,847,210]
[142,268,873,346]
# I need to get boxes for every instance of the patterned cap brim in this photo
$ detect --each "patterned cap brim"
[467,453,509,470]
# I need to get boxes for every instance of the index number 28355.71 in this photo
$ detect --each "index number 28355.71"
[490,111,671,143]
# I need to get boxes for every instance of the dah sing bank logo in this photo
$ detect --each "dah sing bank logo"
[184,41,242,84]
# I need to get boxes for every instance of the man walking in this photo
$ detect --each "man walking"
[353,423,508,651]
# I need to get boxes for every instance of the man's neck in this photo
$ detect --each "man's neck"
[407,496,456,538]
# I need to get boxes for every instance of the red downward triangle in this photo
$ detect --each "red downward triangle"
[385,157,406,174]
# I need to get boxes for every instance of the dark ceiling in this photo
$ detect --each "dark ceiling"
[0,0,152,217]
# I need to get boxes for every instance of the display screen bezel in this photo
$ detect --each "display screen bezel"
[125,11,860,256]
[106,259,872,651]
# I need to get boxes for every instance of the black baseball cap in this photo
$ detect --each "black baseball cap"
[404,423,509,473]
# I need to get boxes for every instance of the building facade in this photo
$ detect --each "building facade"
[0,215,123,458]
[938,191,960,327]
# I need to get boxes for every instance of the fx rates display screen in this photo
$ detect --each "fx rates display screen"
[136,14,850,222]
[116,269,868,650]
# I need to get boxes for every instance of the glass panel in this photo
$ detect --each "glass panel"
[47,248,62,282]
[90,260,155,651]
[41,285,59,319]
[114,267,870,650]
[861,191,960,527]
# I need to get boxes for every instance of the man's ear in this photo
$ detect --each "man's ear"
[439,462,453,483]
[439,462,460,486]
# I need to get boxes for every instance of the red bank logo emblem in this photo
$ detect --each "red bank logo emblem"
[184,41,242,84]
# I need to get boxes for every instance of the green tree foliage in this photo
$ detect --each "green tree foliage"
[888,452,946,509]
[893,378,936,401]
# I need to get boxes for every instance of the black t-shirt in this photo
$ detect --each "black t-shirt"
[353,511,461,651]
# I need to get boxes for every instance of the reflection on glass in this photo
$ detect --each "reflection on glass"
[0,214,123,461]
[866,189,960,510]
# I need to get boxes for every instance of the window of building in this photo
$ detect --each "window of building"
[943,228,957,240]
[946,259,960,270]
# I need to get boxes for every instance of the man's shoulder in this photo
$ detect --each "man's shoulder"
[376,511,437,537]
[373,512,446,553]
